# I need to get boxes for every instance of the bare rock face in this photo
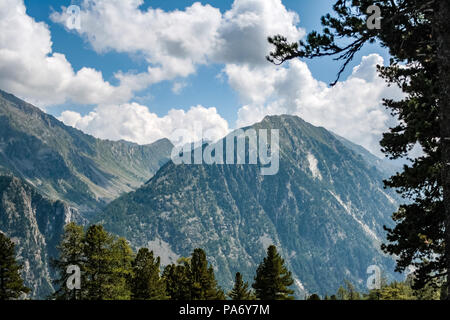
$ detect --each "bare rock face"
[0,175,83,298]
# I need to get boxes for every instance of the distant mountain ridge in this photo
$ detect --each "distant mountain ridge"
[330,132,401,178]
[0,89,173,217]
[98,115,402,296]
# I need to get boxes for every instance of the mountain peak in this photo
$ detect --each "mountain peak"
[261,113,310,124]
[0,89,42,115]
[99,109,400,296]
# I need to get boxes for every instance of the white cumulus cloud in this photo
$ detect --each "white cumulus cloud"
[50,0,304,89]
[0,0,131,107]
[59,103,230,146]
[212,0,304,65]
[51,0,223,90]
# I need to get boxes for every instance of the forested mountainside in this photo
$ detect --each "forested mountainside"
[99,115,401,295]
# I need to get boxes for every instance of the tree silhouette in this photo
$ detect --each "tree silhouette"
[0,233,30,300]
[252,245,294,300]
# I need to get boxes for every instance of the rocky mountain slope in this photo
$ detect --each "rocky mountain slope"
[0,89,173,218]
[98,115,401,296]
[0,90,174,298]
[0,175,84,298]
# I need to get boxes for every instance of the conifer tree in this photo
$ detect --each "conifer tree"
[345,280,361,300]
[252,245,294,300]
[51,222,85,300]
[336,280,361,300]
[379,281,414,300]
[130,248,167,300]
[163,249,224,300]
[307,294,321,300]
[229,272,254,300]
[336,285,348,300]
[190,248,225,300]
[414,283,440,300]
[0,233,30,300]
[162,262,192,300]
[83,225,114,300]
[82,225,133,300]
[365,276,441,300]
[109,237,133,300]
[366,280,414,300]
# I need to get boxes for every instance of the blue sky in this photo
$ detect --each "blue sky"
[1,0,397,155]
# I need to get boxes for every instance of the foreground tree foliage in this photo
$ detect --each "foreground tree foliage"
[307,294,321,300]
[109,237,134,299]
[0,233,30,300]
[53,225,227,300]
[162,261,192,300]
[190,249,225,300]
[367,281,414,300]
[163,249,225,300]
[51,223,85,300]
[130,248,167,300]
[229,272,255,300]
[50,224,444,300]
[267,0,450,296]
[83,225,132,300]
[53,224,134,300]
[326,276,441,300]
[336,280,361,300]
[252,245,295,300]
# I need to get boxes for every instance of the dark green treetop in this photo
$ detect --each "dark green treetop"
[190,248,225,300]
[163,249,224,300]
[0,232,30,300]
[229,272,254,300]
[52,224,134,300]
[307,294,321,300]
[162,262,192,300]
[130,248,167,300]
[252,245,294,300]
